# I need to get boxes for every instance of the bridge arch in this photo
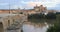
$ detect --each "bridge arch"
[0,22,4,32]
[0,14,27,32]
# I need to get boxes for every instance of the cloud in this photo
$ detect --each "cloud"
[0,3,8,5]
[0,0,60,9]
[10,5,24,9]
[20,0,60,8]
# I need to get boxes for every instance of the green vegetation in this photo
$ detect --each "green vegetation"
[28,13,56,24]
[28,13,56,19]
[47,14,60,32]
[28,13,43,19]
[46,13,56,19]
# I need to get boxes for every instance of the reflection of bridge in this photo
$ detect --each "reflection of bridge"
[0,14,27,32]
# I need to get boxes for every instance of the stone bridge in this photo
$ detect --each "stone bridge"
[0,14,28,32]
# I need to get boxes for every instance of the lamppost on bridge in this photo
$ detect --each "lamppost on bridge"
[9,0,10,14]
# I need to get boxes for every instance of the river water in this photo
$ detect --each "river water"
[22,19,56,32]
[22,22,49,32]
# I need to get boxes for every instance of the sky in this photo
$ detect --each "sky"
[0,0,60,10]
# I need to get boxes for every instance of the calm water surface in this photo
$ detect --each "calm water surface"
[22,22,49,32]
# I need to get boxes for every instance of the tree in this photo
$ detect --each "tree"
[47,14,60,32]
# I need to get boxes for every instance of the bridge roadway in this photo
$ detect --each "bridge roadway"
[0,14,27,32]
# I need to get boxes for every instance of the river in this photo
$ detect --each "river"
[22,22,49,32]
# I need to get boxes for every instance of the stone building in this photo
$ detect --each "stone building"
[34,5,47,13]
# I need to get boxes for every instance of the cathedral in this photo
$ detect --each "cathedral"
[34,5,47,13]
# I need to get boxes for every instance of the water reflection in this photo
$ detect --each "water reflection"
[22,22,49,32]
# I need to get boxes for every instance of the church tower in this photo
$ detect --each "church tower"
[34,4,39,12]
[39,5,47,13]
